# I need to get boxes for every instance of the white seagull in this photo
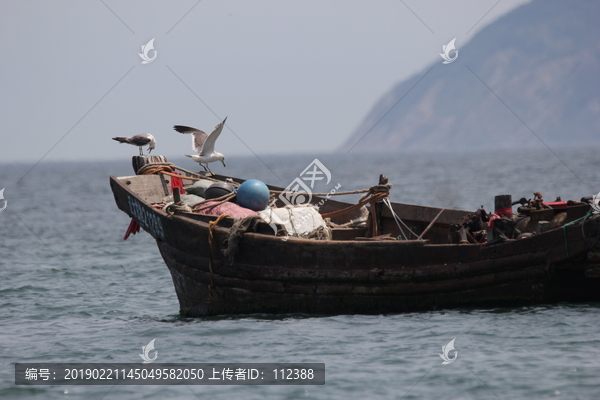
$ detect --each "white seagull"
[112,133,156,155]
[174,117,227,174]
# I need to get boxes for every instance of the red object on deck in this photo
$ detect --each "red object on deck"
[488,207,513,230]
[488,214,501,229]
[199,201,258,218]
[170,171,185,194]
[123,219,140,240]
[543,201,567,209]
[494,207,512,216]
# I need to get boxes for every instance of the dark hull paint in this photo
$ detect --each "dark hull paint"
[110,176,600,317]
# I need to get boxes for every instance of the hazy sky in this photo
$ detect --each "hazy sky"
[1,0,530,163]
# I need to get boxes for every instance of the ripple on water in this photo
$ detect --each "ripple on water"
[2,153,600,399]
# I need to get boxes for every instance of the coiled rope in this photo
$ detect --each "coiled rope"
[165,202,192,215]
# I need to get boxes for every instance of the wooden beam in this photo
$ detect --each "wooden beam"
[417,209,445,240]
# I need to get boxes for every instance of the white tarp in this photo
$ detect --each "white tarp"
[259,205,329,238]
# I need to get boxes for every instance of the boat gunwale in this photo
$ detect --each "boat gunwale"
[110,174,449,245]
[110,174,598,258]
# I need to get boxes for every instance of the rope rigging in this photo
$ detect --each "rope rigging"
[135,161,419,239]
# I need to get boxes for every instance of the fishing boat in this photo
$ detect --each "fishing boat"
[110,157,600,317]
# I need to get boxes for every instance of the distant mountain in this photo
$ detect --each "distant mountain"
[341,0,600,153]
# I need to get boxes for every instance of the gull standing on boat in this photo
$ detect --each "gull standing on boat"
[174,117,227,174]
[112,133,156,155]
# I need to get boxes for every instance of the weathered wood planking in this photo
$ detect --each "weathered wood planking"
[116,175,169,203]
[110,173,600,317]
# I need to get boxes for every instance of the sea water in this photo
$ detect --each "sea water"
[1,148,600,399]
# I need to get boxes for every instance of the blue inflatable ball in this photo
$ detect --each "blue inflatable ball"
[236,179,270,211]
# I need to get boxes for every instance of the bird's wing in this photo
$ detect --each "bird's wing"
[174,125,208,153]
[127,134,152,146]
[200,118,227,156]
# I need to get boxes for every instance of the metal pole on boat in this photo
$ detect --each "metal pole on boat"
[367,175,388,237]
[375,174,388,235]
[495,194,513,215]
[488,194,513,243]
[173,186,181,203]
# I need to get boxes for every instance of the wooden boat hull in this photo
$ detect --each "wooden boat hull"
[110,175,600,317]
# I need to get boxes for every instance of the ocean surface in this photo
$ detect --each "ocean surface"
[1,148,600,399]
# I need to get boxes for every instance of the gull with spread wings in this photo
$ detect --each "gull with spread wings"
[174,117,227,174]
